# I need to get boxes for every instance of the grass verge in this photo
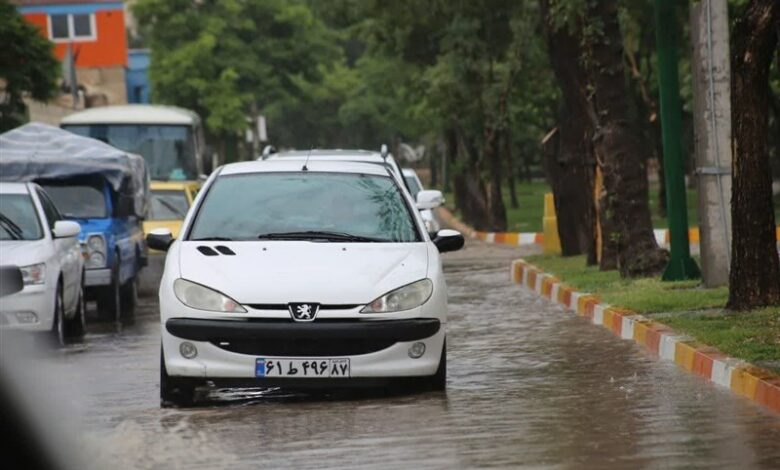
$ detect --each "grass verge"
[526,254,780,371]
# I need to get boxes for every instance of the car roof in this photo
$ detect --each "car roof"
[0,182,31,194]
[402,168,417,177]
[60,105,199,125]
[219,159,394,177]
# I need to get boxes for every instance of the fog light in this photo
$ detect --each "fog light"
[15,312,38,324]
[408,342,426,359]
[180,342,198,359]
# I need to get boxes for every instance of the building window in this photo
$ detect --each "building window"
[48,14,96,42]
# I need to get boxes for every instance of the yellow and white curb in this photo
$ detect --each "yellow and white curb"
[511,259,780,414]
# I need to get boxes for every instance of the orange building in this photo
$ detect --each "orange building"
[15,0,129,104]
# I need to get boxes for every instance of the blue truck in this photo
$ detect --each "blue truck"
[0,123,149,323]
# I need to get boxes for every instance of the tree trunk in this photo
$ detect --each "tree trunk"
[539,0,597,259]
[585,0,668,277]
[483,125,508,231]
[504,128,519,209]
[727,0,780,310]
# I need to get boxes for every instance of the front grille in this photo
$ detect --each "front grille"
[246,304,361,311]
[211,337,396,356]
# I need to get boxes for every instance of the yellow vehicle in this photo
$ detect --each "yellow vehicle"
[143,181,200,241]
[139,181,199,295]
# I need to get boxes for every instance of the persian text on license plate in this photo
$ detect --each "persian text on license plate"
[255,358,350,378]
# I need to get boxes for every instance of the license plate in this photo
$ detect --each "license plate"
[255,358,350,378]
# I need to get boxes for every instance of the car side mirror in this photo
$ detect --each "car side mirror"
[0,265,24,297]
[147,228,174,252]
[433,229,464,253]
[52,220,81,238]
[416,190,444,210]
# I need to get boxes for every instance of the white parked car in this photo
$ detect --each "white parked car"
[403,168,442,234]
[148,159,464,406]
[0,182,85,345]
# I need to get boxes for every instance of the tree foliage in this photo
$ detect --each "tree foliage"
[0,0,60,131]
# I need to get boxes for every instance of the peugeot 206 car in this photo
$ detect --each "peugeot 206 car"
[147,158,464,406]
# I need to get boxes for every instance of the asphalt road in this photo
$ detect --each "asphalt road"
[5,240,780,469]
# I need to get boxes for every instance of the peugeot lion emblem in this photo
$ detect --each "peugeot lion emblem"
[289,303,319,322]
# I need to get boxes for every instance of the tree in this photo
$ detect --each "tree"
[582,0,668,277]
[133,0,339,158]
[727,0,780,310]
[539,0,596,259]
[0,0,59,132]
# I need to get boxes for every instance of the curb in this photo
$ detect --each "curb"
[438,208,780,248]
[511,259,780,414]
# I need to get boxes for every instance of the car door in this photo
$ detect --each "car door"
[36,188,81,314]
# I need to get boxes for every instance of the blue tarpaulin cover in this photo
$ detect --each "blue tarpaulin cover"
[0,122,149,217]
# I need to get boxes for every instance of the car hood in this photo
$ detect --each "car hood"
[177,241,429,304]
[0,239,50,266]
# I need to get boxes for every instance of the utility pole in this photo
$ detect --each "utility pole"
[690,0,732,287]
[654,0,700,281]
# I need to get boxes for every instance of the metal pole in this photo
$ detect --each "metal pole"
[654,0,700,281]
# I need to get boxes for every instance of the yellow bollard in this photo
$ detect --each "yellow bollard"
[542,193,561,254]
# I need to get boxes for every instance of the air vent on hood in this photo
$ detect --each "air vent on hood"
[215,245,235,255]
[196,246,219,256]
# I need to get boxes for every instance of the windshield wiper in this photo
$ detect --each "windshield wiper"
[257,231,386,242]
[191,236,233,241]
[0,213,24,240]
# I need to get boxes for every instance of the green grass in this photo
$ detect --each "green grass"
[442,179,780,232]
[526,254,780,370]
[660,309,780,369]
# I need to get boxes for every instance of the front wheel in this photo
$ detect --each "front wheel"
[50,282,65,347]
[96,260,121,323]
[160,346,195,408]
[63,277,86,340]
[119,277,137,324]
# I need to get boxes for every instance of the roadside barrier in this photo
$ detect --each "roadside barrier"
[511,259,780,414]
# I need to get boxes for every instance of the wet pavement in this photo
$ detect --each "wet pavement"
[5,240,780,469]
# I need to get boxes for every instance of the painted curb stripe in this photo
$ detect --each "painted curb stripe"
[510,258,780,414]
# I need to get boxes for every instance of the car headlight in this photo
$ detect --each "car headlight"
[85,234,107,268]
[361,279,433,313]
[173,278,246,313]
[20,263,46,285]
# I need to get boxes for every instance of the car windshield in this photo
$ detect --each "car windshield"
[40,184,107,219]
[404,175,422,200]
[148,190,189,220]
[62,124,197,181]
[0,194,43,240]
[189,172,420,242]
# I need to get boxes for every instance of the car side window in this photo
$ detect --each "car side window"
[36,189,62,230]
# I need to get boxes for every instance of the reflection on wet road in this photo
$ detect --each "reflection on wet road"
[16,241,780,468]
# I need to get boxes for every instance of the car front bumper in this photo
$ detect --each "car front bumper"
[85,268,111,287]
[0,284,54,331]
[162,318,445,380]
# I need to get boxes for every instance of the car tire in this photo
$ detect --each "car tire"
[96,258,121,324]
[119,277,137,324]
[50,281,66,347]
[417,340,446,392]
[160,346,195,408]
[63,275,86,340]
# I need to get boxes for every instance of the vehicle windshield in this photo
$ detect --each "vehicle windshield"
[404,175,422,200]
[189,172,420,242]
[148,190,189,220]
[40,184,107,219]
[62,124,197,181]
[0,194,43,240]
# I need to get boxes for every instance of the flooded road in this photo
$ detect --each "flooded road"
[7,240,780,469]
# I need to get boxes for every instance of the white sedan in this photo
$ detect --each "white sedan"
[0,182,85,345]
[148,158,464,406]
